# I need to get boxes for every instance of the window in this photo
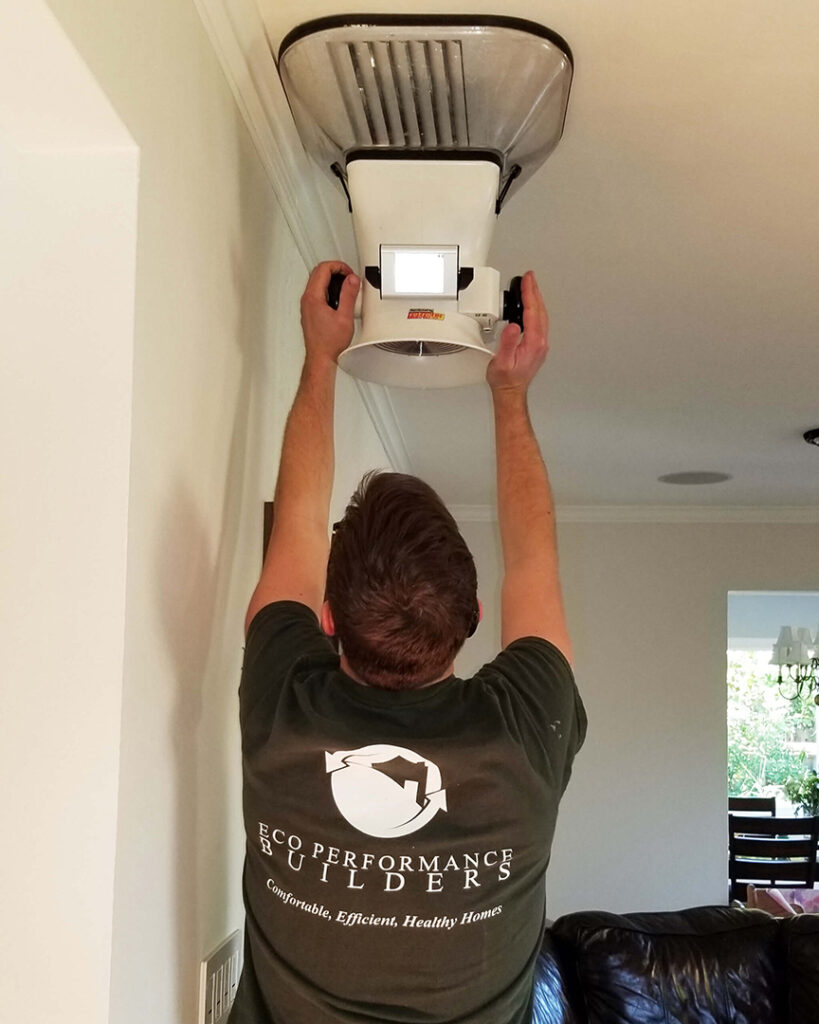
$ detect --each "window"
[727,592,819,808]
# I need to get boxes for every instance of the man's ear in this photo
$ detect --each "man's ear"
[467,598,482,638]
[320,601,335,637]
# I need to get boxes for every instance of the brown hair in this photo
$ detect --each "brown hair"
[326,472,478,690]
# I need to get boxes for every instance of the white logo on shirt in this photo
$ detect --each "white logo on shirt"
[325,744,447,838]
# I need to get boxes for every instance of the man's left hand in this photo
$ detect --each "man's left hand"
[300,261,360,365]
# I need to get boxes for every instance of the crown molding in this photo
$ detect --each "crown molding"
[450,504,819,524]
[354,384,414,474]
[448,505,497,523]
[192,0,329,265]
[192,0,412,472]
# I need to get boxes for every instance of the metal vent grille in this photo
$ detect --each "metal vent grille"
[375,340,466,356]
[328,39,469,147]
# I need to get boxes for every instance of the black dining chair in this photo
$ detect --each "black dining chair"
[728,813,819,902]
[729,796,776,815]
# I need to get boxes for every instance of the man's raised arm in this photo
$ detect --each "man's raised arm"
[487,272,572,663]
[245,262,360,633]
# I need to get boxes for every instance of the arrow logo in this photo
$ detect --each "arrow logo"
[324,744,448,838]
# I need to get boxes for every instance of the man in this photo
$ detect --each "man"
[230,262,586,1024]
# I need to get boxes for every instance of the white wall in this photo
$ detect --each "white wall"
[0,141,137,1024]
[457,517,819,918]
[5,1,386,1022]
[0,4,137,1021]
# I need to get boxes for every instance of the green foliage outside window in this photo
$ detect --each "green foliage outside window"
[727,651,816,798]
[784,769,819,816]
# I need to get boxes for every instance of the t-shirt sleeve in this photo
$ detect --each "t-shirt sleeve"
[239,600,337,727]
[475,637,587,790]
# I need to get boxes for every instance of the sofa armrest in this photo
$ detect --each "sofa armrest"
[533,930,581,1024]
[784,914,819,1024]
[550,905,785,1023]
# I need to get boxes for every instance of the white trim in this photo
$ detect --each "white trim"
[728,638,777,651]
[450,504,819,524]
[191,0,332,266]
[449,505,497,523]
[728,590,819,597]
[192,0,408,470]
[354,384,414,474]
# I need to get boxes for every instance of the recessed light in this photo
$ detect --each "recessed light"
[804,428,819,447]
[658,471,733,485]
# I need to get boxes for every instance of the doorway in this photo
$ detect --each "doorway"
[727,591,819,811]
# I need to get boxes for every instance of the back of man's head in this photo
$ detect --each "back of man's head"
[326,472,478,690]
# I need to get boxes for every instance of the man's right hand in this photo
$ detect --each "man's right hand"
[486,271,549,394]
[299,261,360,368]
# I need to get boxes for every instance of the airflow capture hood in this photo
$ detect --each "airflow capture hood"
[278,15,573,202]
[277,15,573,388]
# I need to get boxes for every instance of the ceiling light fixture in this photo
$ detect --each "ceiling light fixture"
[657,471,733,485]
[771,626,819,703]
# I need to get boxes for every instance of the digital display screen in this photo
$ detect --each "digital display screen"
[380,245,459,299]
[393,251,446,295]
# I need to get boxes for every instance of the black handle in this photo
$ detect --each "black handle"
[327,272,346,310]
[502,275,524,329]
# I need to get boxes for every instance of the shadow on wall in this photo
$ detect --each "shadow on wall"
[157,477,210,1017]
[155,122,276,1020]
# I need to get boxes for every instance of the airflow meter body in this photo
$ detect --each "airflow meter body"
[277,15,572,387]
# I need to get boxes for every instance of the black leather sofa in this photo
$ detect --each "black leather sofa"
[534,905,819,1023]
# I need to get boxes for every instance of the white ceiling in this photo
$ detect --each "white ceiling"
[242,0,819,509]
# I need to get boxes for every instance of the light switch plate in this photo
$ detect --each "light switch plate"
[198,930,242,1024]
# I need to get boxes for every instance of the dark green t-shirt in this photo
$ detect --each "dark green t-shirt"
[230,601,586,1024]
